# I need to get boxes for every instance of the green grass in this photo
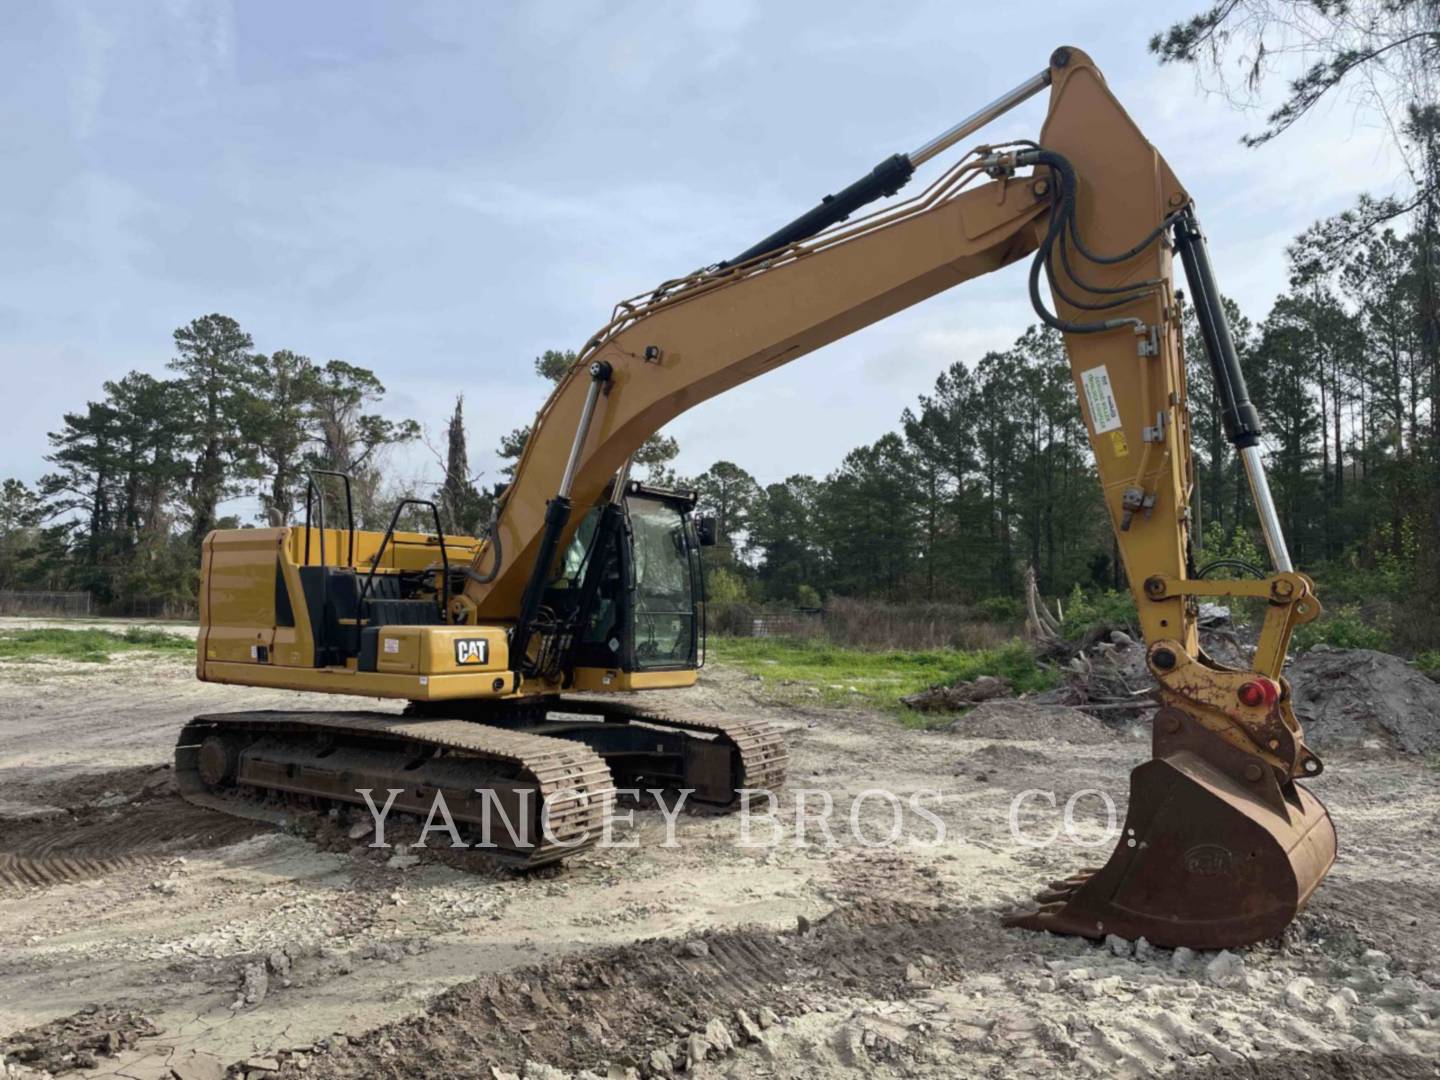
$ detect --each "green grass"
[707,635,1057,725]
[0,627,194,664]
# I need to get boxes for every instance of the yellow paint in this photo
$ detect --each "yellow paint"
[568,668,698,692]
[202,529,286,663]
[376,628,421,674]
[204,660,515,701]
[284,526,481,571]
[412,627,510,674]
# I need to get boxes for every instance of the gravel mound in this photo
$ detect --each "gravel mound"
[970,742,1052,767]
[1288,647,1440,754]
[944,701,1114,744]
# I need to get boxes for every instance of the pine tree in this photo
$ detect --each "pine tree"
[168,314,258,549]
[440,395,491,536]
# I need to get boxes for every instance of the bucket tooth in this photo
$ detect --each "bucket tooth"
[1006,740,1336,949]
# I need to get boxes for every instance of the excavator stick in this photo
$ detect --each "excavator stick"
[989,49,1337,947]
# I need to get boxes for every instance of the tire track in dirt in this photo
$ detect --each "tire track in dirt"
[0,853,154,891]
[1176,1050,1440,1079]
[0,770,270,892]
[266,896,985,1078]
[1307,876,1437,973]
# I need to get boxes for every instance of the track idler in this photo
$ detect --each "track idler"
[1005,706,1336,949]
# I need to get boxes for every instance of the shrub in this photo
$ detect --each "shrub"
[1291,603,1391,653]
[1367,518,1419,598]
[1197,522,1266,577]
[1058,585,1137,641]
[976,595,1025,623]
[705,600,758,637]
[705,567,751,605]
[706,593,1030,650]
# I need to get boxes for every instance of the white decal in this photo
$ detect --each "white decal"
[1080,365,1123,434]
[383,638,400,654]
[455,638,489,665]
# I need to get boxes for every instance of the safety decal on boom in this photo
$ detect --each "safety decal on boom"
[1080,365,1123,434]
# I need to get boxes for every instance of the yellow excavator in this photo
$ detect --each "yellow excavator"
[180,47,1336,948]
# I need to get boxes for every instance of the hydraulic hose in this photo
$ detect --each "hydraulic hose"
[1016,146,1177,335]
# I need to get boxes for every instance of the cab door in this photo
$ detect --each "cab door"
[623,495,700,671]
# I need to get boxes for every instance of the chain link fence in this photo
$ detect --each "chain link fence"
[748,611,823,638]
[105,596,198,621]
[0,591,198,621]
[0,590,94,617]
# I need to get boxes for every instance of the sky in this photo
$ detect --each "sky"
[0,0,1408,512]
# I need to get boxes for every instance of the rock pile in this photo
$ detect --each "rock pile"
[1288,647,1440,754]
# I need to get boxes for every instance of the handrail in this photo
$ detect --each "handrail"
[358,499,451,629]
[696,524,708,670]
[302,470,356,567]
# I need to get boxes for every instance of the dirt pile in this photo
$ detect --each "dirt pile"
[944,701,1115,743]
[0,1006,159,1075]
[1288,647,1440,754]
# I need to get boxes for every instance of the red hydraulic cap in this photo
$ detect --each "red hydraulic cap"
[1237,677,1280,708]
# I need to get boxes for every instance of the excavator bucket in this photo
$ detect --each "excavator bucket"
[1006,708,1337,949]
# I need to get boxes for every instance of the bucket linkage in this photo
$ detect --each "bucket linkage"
[1007,574,1337,949]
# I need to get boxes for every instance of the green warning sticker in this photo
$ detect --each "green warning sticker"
[1081,365,1122,434]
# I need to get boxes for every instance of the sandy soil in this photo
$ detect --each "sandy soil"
[0,626,1437,1079]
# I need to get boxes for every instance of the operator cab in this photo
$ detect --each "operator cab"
[549,481,714,679]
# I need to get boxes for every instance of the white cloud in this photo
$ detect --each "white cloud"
[3,0,1421,506]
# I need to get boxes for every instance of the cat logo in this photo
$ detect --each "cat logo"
[1183,843,1234,877]
[454,638,489,666]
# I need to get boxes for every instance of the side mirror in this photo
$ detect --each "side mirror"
[696,515,718,547]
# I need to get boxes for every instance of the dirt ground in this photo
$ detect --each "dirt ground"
[1,620,1438,1079]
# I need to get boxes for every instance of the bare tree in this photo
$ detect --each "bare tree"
[1152,0,1438,236]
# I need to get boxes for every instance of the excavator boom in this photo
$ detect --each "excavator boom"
[453,46,1335,946]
